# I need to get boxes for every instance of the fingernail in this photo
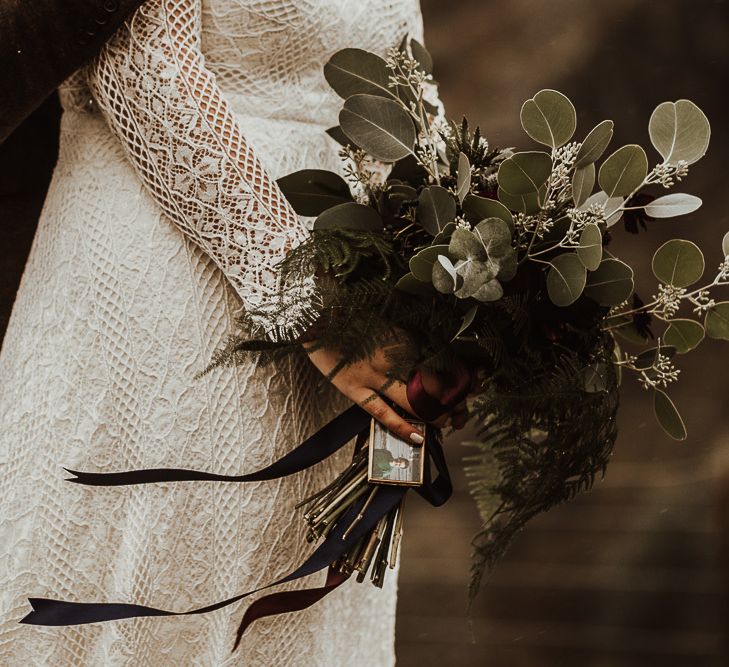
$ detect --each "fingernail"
[409,432,424,444]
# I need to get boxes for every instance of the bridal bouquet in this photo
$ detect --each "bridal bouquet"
[23,38,725,649]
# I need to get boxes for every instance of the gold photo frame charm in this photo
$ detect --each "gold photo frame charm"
[367,418,425,487]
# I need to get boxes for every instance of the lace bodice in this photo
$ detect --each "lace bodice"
[68,0,424,314]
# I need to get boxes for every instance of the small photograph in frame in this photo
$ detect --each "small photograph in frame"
[367,418,425,487]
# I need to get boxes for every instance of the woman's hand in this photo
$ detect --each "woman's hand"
[303,338,468,444]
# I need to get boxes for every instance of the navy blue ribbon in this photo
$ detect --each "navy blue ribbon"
[20,406,451,644]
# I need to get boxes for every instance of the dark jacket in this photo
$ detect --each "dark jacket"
[0,0,147,143]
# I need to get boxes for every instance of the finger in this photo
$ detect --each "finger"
[451,401,469,430]
[351,387,425,445]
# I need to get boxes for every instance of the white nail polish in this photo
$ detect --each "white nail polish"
[409,432,424,444]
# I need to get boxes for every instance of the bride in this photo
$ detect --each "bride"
[0,0,464,664]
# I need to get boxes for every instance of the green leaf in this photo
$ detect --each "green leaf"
[663,319,705,353]
[449,228,487,262]
[649,99,711,165]
[339,94,416,162]
[497,186,543,214]
[456,152,471,203]
[326,126,351,147]
[452,304,478,340]
[651,239,704,287]
[574,120,614,169]
[584,258,634,306]
[276,169,353,216]
[432,221,456,245]
[324,48,394,100]
[313,202,383,231]
[395,272,435,296]
[723,232,729,257]
[519,89,576,149]
[582,363,608,393]
[473,218,513,257]
[470,278,504,302]
[462,194,514,230]
[572,163,595,207]
[409,38,433,75]
[497,152,552,196]
[417,186,457,235]
[409,244,451,281]
[644,193,702,218]
[432,255,460,293]
[705,302,729,340]
[546,253,587,307]
[598,144,648,197]
[613,319,651,345]
[580,191,624,227]
[576,223,603,271]
[653,390,687,441]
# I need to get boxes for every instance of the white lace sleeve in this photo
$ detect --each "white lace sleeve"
[86,0,308,314]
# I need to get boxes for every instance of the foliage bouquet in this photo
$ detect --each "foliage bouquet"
[23,37,727,650]
[238,37,722,595]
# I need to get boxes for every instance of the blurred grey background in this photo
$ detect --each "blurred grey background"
[396,1,729,666]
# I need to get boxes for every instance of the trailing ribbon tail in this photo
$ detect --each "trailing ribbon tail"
[20,482,406,629]
[64,405,371,486]
[232,566,349,652]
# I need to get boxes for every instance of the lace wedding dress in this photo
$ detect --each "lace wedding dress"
[0,1,427,664]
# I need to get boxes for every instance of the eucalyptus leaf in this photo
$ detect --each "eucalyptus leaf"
[653,389,687,441]
[449,228,486,262]
[574,120,614,169]
[644,193,702,218]
[324,48,394,100]
[572,163,595,207]
[663,319,705,353]
[649,99,711,165]
[580,191,624,227]
[473,218,513,258]
[432,221,457,245]
[432,255,460,293]
[339,94,416,162]
[276,169,353,216]
[723,232,729,257]
[456,152,471,203]
[452,304,478,340]
[547,253,587,307]
[497,151,552,196]
[584,258,634,306]
[409,38,433,75]
[471,279,504,302]
[409,244,451,281]
[462,194,514,230]
[326,126,351,147]
[388,154,428,184]
[598,144,648,197]
[582,363,608,393]
[395,272,435,296]
[313,202,382,231]
[652,239,704,287]
[417,186,457,235]
[576,223,603,271]
[519,89,576,149]
[705,302,729,340]
[454,258,495,298]
[497,187,543,214]
[613,319,651,345]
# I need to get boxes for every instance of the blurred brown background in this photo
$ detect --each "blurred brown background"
[0,1,727,666]
[396,1,729,666]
